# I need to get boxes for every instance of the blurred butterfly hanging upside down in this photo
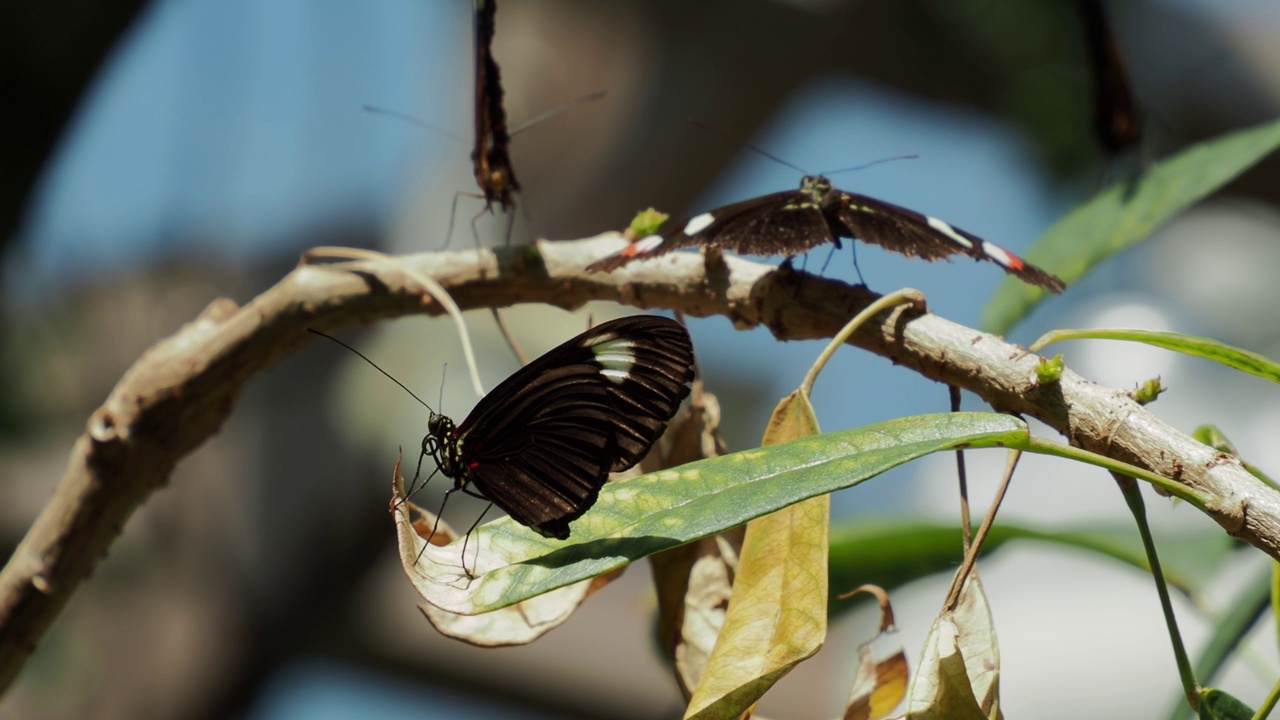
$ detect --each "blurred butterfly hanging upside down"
[586,174,1066,293]
[414,315,696,541]
[472,0,519,215]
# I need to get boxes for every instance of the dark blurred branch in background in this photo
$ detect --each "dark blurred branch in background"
[0,0,146,248]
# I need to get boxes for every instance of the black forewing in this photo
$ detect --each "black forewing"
[833,192,1065,292]
[452,316,695,538]
[683,190,837,257]
[831,192,980,263]
[463,364,616,538]
[584,317,695,469]
[588,191,835,272]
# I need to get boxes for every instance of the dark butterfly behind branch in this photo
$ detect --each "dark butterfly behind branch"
[1078,0,1142,158]
[419,315,696,540]
[587,174,1066,293]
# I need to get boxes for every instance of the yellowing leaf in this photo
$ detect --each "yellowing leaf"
[906,570,1001,720]
[685,391,828,720]
[647,390,742,698]
[392,455,620,646]
[844,646,909,720]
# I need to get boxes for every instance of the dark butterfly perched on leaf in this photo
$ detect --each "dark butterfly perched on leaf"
[1078,0,1142,158]
[587,174,1066,293]
[473,0,519,213]
[418,315,696,540]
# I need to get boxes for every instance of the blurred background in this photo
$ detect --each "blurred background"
[3,0,1280,718]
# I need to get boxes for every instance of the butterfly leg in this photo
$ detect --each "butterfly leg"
[848,242,867,287]
[504,208,518,247]
[458,503,493,577]
[444,190,489,251]
[412,482,459,567]
[469,204,492,253]
[818,245,839,276]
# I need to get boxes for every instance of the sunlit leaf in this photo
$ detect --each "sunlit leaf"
[395,413,1027,615]
[984,117,1280,334]
[685,391,827,720]
[905,570,1001,719]
[828,520,1232,608]
[646,390,741,698]
[1030,328,1280,385]
[395,456,622,646]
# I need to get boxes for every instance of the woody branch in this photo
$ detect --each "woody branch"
[0,232,1274,696]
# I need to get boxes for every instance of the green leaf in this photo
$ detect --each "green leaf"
[395,412,1028,615]
[1035,354,1064,384]
[983,117,1280,335]
[1030,328,1280,385]
[1197,687,1255,720]
[828,521,1233,611]
[628,207,670,238]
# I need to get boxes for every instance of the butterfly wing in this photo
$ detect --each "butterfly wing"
[462,364,618,538]
[452,316,695,538]
[585,316,696,469]
[587,190,835,272]
[833,192,1065,292]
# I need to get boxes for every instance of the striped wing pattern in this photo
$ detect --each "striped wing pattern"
[442,315,695,539]
[832,192,1066,292]
[585,190,834,272]
[587,175,1065,293]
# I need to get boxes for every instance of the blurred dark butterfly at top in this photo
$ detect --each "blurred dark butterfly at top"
[1078,0,1142,159]
[416,315,695,540]
[473,0,518,214]
[588,173,1066,293]
[366,0,603,245]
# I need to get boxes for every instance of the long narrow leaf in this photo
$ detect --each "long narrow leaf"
[1030,328,1280,384]
[984,117,1280,334]
[396,413,1028,614]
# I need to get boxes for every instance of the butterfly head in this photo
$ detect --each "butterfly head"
[476,155,519,211]
[424,412,462,478]
[799,174,833,200]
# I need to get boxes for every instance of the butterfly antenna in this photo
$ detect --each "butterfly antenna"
[361,105,469,145]
[307,329,436,412]
[510,90,608,137]
[688,119,807,175]
[438,364,447,413]
[820,154,919,176]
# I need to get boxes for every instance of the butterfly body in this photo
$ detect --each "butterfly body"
[588,175,1065,293]
[420,316,695,539]
[473,0,520,212]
